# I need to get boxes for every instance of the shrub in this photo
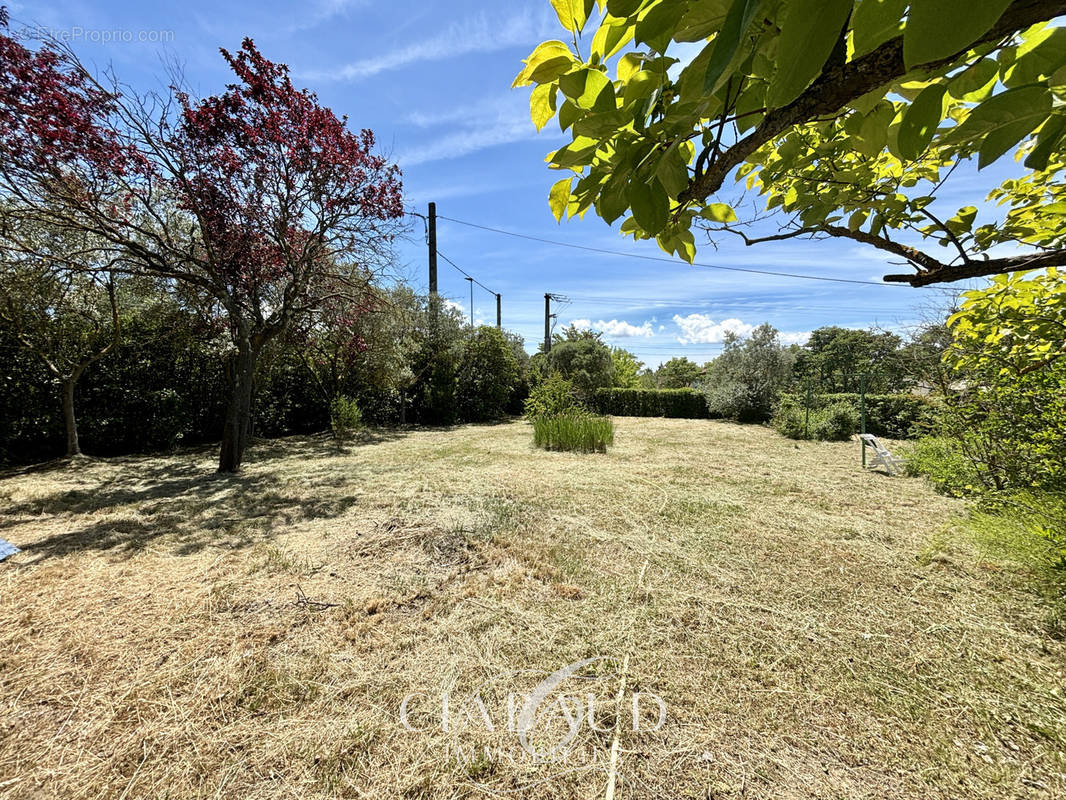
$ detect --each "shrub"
[592,388,709,418]
[702,324,794,422]
[771,399,808,440]
[329,395,363,439]
[775,392,934,439]
[772,397,857,441]
[903,436,982,497]
[456,326,520,422]
[940,269,1066,492]
[811,401,859,441]
[544,336,614,400]
[524,373,582,420]
[532,411,614,453]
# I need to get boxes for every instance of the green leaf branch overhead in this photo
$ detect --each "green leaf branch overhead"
[514,0,1066,286]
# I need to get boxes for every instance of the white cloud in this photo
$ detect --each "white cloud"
[443,299,465,315]
[673,314,754,344]
[299,8,554,82]
[673,314,811,346]
[570,318,656,338]
[779,331,812,345]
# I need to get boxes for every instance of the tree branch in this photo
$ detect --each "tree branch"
[716,222,945,272]
[678,0,1066,204]
[713,220,1064,285]
[820,225,945,272]
[884,249,1066,285]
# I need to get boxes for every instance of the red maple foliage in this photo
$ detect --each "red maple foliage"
[172,39,403,300]
[0,15,405,471]
[0,10,147,194]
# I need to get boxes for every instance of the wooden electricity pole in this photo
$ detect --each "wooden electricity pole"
[428,202,437,297]
[544,294,551,353]
[465,277,474,327]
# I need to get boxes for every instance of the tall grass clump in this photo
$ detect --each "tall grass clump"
[329,395,363,439]
[526,374,613,453]
[532,412,614,453]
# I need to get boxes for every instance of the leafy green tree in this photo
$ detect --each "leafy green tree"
[406,297,469,426]
[554,323,605,345]
[898,322,956,395]
[939,269,1066,490]
[655,356,702,388]
[457,326,521,421]
[546,334,615,399]
[0,217,120,457]
[503,330,533,412]
[313,285,425,424]
[610,346,644,388]
[794,327,903,393]
[516,1,1066,286]
[637,368,658,389]
[702,323,795,422]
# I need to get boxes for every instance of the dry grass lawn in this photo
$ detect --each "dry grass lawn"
[0,418,1064,799]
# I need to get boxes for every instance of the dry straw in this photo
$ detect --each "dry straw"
[1,419,1064,798]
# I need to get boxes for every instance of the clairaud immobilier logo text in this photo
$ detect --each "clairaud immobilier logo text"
[399,656,667,788]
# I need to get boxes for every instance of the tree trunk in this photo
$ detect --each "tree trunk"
[218,339,258,473]
[61,374,81,457]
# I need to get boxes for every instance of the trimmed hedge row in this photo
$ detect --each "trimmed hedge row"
[592,388,710,419]
[777,392,935,439]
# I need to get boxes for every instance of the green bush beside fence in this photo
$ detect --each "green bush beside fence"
[773,399,859,441]
[776,392,934,439]
[592,388,709,419]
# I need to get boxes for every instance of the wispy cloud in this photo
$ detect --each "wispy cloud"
[287,0,370,32]
[571,318,656,338]
[396,92,559,167]
[299,7,555,82]
[399,118,539,167]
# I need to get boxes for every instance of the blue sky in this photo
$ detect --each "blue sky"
[9,0,1020,366]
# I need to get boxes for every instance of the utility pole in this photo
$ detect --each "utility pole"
[496,293,502,329]
[543,293,569,353]
[544,294,551,353]
[428,202,437,297]
[466,277,474,327]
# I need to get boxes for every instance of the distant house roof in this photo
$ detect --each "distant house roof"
[911,380,968,396]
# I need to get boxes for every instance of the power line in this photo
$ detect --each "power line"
[436,249,497,297]
[437,215,916,289]
[564,294,919,313]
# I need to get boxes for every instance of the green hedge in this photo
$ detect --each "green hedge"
[592,388,710,419]
[777,392,935,439]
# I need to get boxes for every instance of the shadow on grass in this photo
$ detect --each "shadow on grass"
[0,421,523,563]
[0,431,414,562]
